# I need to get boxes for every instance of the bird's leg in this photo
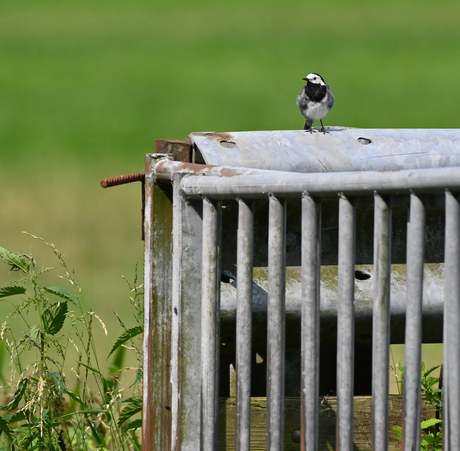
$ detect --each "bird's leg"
[303,120,313,133]
[320,119,327,134]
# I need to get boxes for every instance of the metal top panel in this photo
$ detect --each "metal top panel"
[189,128,460,173]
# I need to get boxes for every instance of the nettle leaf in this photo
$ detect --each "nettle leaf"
[44,286,81,311]
[126,419,142,430]
[1,378,27,411]
[47,371,67,398]
[43,302,68,335]
[0,286,26,298]
[0,416,13,443]
[107,326,143,358]
[130,369,143,389]
[392,425,402,441]
[421,418,442,429]
[0,247,30,273]
[117,397,142,427]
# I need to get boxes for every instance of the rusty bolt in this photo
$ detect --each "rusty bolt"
[100,172,145,188]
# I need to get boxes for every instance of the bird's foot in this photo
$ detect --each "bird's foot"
[320,120,328,134]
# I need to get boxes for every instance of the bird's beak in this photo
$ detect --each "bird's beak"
[302,77,308,81]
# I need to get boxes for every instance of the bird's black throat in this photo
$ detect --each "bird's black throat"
[305,82,327,102]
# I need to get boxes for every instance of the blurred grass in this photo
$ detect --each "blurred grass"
[1,0,459,358]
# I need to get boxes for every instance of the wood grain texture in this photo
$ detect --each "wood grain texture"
[218,396,436,450]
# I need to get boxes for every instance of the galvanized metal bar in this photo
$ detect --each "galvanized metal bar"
[372,194,392,451]
[235,199,255,451]
[201,197,221,451]
[336,194,356,451]
[444,191,460,450]
[142,158,173,451]
[163,162,460,198]
[403,193,425,451]
[142,168,155,451]
[171,173,184,450]
[301,194,321,451]
[266,195,287,451]
[179,196,204,451]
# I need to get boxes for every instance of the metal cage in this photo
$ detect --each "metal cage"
[142,129,460,451]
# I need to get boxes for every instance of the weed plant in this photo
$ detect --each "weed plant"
[0,235,143,450]
[391,362,442,450]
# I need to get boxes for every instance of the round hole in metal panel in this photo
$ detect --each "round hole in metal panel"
[355,270,371,280]
[220,140,237,148]
[357,137,372,145]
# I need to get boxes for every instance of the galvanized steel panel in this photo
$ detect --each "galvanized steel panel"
[190,129,460,172]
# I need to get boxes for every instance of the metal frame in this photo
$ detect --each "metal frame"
[144,157,460,450]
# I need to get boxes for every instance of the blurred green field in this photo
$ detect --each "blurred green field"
[2,0,458,361]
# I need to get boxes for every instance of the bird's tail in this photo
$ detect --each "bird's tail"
[303,119,313,131]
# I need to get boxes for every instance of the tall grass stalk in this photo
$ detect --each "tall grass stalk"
[0,235,143,451]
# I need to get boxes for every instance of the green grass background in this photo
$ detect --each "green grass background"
[1,0,458,374]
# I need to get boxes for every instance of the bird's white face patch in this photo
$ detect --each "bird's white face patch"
[306,73,326,85]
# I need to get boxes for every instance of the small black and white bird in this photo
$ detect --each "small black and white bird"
[297,73,335,134]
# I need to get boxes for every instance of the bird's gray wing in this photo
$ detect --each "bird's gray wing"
[296,90,310,109]
[326,86,335,109]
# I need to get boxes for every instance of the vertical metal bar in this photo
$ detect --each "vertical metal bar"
[235,199,255,451]
[143,158,173,451]
[336,194,356,451]
[444,191,460,450]
[171,174,184,450]
[403,193,425,451]
[179,195,204,451]
[301,194,321,451]
[266,195,287,451]
[201,197,221,451]
[372,194,392,451]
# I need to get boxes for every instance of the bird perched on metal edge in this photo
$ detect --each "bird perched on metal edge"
[297,73,335,134]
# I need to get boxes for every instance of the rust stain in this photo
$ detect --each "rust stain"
[192,132,234,142]
[218,167,247,177]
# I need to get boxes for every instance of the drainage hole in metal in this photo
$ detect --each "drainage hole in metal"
[220,140,237,148]
[355,270,371,280]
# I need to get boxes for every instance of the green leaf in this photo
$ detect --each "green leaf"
[0,247,30,273]
[57,409,105,420]
[392,425,402,441]
[65,389,84,405]
[421,418,442,429]
[117,397,142,427]
[44,286,81,311]
[0,416,13,443]
[107,326,143,358]
[47,371,66,398]
[109,345,125,375]
[130,369,143,389]
[0,378,27,411]
[120,395,142,404]
[29,324,41,343]
[78,361,103,376]
[126,419,142,430]
[43,302,68,335]
[422,434,437,444]
[0,285,26,298]
[87,416,104,445]
[423,365,441,378]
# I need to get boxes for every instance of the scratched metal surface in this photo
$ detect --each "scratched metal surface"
[190,128,460,172]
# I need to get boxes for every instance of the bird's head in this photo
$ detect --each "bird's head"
[302,73,326,85]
